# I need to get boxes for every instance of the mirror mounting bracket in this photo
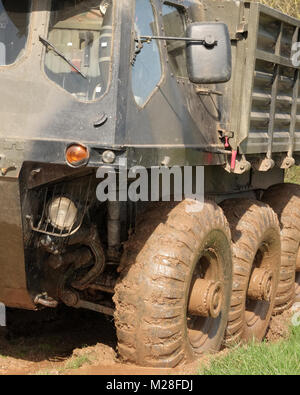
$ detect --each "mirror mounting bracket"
[136,35,218,48]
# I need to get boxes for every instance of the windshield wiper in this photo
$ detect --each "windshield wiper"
[39,36,87,79]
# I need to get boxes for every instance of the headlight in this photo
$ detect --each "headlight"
[48,197,78,231]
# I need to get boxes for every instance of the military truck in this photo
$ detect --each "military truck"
[0,0,299,367]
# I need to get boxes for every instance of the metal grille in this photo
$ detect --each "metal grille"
[201,1,300,156]
[248,9,300,155]
[28,175,94,237]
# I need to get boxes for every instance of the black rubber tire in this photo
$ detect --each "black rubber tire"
[113,200,232,368]
[221,199,281,344]
[0,327,7,338]
[263,183,300,313]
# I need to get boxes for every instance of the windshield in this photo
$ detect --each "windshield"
[44,0,113,102]
[0,0,31,66]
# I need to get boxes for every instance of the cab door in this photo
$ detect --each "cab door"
[160,2,224,144]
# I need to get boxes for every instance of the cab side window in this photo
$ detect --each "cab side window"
[0,0,31,66]
[132,0,162,106]
[162,3,187,78]
[44,0,113,102]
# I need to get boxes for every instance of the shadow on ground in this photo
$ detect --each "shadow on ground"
[0,306,117,363]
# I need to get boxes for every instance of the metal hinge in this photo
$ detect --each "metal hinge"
[231,22,248,41]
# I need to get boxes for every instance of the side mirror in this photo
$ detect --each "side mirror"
[186,22,232,84]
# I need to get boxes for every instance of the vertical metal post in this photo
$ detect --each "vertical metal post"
[288,27,300,158]
[107,201,121,264]
[267,22,283,160]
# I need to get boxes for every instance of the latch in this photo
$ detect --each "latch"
[219,130,234,143]
[0,154,17,176]
[234,21,248,41]
[1,165,17,176]
[195,87,223,96]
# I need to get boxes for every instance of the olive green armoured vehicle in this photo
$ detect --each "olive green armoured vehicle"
[0,0,299,367]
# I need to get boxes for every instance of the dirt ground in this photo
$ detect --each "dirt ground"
[0,305,295,375]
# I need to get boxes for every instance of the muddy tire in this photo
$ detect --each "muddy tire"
[263,183,300,311]
[221,199,281,344]
[0,327,7,338]
[113,200,232,368]
[295,272,300,303]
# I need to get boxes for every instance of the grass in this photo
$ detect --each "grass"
[285,167,300,184]
[34,369,61,376]
[31,354,93,375]
[255,0,300,18]
[64,355,92,370]
[198,325,300,375]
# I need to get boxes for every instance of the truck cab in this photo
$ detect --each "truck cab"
[0,0,231,310]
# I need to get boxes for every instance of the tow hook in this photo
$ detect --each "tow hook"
[34,293,58,308]
[1,165,17,176]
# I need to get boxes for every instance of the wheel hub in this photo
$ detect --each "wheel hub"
[188,279,223,318]
[247,268,274,302]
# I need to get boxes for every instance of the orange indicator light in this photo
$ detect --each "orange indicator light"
[66,144,89,167]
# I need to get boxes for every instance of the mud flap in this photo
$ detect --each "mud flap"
[0,178,35,309]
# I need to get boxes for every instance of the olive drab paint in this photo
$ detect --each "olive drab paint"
[0,0,298,319]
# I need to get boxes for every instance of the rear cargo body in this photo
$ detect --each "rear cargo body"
[203,1,300,159]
